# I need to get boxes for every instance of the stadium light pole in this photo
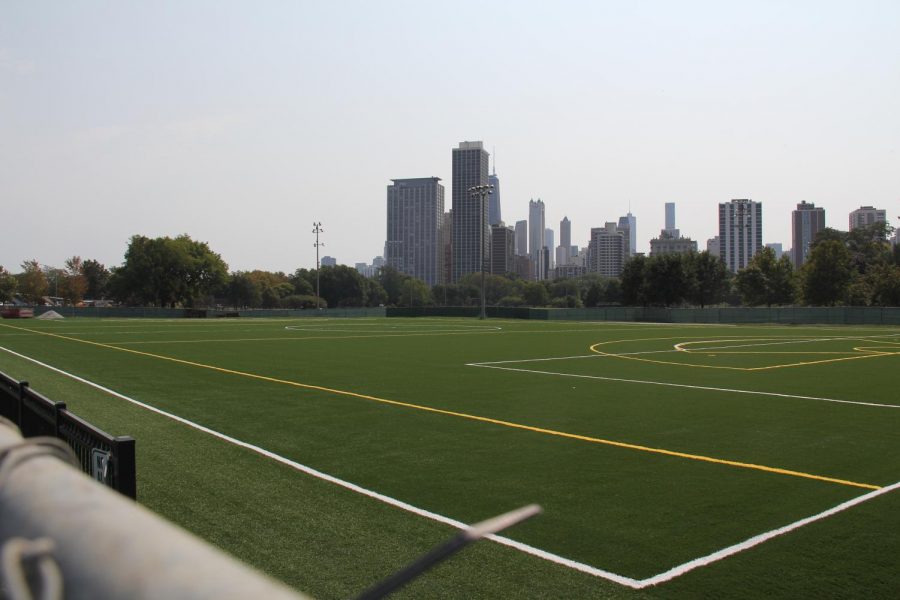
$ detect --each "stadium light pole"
[469,184,493,320]
[313,222,324,309]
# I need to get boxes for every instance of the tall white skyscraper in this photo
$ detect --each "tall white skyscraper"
[662,203,679,238]
[719,199,763,272]
[529,199,545,280]
[451,141,490,282]
[665,203,676,231]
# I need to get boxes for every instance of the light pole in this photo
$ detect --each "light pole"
[313,222,324,309]
[468,184,493,320]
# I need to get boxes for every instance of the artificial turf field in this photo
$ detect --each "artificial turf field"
[1,316,899,599]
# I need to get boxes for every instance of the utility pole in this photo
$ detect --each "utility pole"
[313,222,324,309]
[468,184,493,320]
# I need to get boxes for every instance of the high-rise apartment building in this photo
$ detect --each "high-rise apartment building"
[557,216,572,267]
[529,199,546,280]
[320,256,337,267]
[707,236,720,257]
[719,199,763,272]
[385,177,445,286]
[491,224,515,276]
[588,222,625,277]
[451,141,490,282]
[488,169,501,227]
[515,220,528,256]
[791,201,825,268]
[618,212,637,258]
[849,206,887,232]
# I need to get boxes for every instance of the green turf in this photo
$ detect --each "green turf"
[1,317,898,598]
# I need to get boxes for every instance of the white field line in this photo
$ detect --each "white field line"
[3,344,898,590]
[467,363,900,410]
[0,345,640,589]
[638,480,900,588]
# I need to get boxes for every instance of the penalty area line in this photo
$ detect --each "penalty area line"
[467,362,900,410]
[0,344,642,590]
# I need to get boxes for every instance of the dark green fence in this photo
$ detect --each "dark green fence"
[386,306,900,325]
[0,370,136,499]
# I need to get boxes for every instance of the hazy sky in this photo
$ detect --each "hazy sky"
[2,1,898,273]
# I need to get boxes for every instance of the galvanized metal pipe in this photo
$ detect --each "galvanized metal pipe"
[0,423,309,600]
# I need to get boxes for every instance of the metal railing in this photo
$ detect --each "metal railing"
[0,370,136,498]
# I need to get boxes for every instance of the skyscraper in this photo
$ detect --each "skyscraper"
[719,199,763,272]
[528,199,545,280]
[451,141,490,282]
[588,223,625,277]
[558,216,571,266]
[514,220,528,256]
[544,228,554,270]
[849,206,887,232]
[490,224,515,276]
[662,203,679,239]
[791,201,825,268]
[618,212,637,258]
[488,167,501,227]
[385,177,445,286]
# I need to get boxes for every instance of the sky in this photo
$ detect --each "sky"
[2,1,898,273]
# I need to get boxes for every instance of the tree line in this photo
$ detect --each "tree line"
[1,223,898,309]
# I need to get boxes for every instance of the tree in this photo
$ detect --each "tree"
[18,260,48,303]
[868,264,900,307]
[377,266,409,306]
[801,239,853,305]
[685,251,729,308]
[620,255,649,306]
[734,247,796,306]
[319,265,367,307]
[226,272,262,308]
[59,256,88,305]
[398,278,432,307]
[522,281,549,306]
[0,266,17,302]
[82,259,110,299]
[109,235,228,307]
[645,254,688,307]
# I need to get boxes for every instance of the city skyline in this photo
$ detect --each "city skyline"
[2,3,898,274]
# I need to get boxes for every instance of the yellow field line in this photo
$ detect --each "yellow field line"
[593,337,900,371]
[0,323,881,491]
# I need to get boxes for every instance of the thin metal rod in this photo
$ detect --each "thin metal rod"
[355,504,540,600]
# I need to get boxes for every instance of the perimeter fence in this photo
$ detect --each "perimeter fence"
[27,306,386,319]
[0,370,136,498]
[387,306,900,325]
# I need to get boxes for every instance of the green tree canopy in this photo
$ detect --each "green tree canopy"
[0,266,17,302]
[734,247,796,306]
[17,260,48,303]
[801,239,853,306]
[109,235,228,307]
[82,259,110,299]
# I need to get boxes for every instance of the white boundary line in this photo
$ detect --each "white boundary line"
[467,363,900,410]
[1,344,897,590]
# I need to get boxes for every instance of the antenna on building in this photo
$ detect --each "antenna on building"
[492,146,496,175]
